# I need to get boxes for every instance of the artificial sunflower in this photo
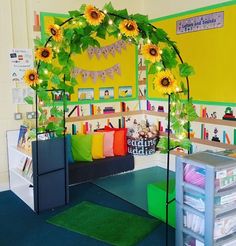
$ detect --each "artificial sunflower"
[84,5,105,26]
[35,47,53,63]
[23,69,39,87]
[46,24,63,42]
[119,19,139,37]
[141,44,162,63]
[153,70,177,95]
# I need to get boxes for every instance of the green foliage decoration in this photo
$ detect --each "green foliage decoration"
[24,2,197,152]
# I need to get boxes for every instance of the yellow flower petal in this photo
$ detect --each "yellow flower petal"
[119,19,139,37]
[35,47,53,63]
[153,70,177,95]
[84,5,105,26]
[46,24,63,42]
[23,69,39,87]
[141,44,161,63]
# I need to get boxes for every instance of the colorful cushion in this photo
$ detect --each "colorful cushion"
[66,134,74,164]
[104,126,128,156]
[92,133,104,159]
[96,130,115,157]
[71,134,92,162]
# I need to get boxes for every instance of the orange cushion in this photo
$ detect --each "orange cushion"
[104,126,127,156]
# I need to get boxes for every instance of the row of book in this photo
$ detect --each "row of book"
[200,124,236,145]
[68,102,133,117]
[70,117,126,135]
[18,156,33,183]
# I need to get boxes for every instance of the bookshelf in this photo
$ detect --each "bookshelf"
[138,65,146,71]
[66,110,143,122]
[176,151,236,246]
[7,130,34,210]
[159,132,236,150]
[139,96,146,100]
[138,79,146,85]
[66,109,236,150]
[7,130,68,213]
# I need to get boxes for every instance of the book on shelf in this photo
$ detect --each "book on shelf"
[17,125,32,153]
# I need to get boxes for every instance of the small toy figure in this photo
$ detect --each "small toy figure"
[211,127,220,142]
[211,112,217,119]
[223,107,236,121]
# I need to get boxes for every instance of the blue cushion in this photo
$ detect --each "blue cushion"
[66,134,74,164]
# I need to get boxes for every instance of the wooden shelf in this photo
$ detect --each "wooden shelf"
[66,110,143,123]
[138,66,146,71]
[159,132,236,150]
[65,110,236,149]
[139,96,146,100]
[196,117,236,127]
[145,111,167,118]
[138,79,146,85]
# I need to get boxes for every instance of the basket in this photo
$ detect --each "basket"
[127,136,158,155]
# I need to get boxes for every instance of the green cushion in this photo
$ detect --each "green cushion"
[71,134,92,162]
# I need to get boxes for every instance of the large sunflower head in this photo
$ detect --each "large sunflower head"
[141,44,162,63]
[84,5,105,26]
[119,19,139,37]
[35,47,53,63]
[23,69,39,87]
[153,70,177,95]
[46,24,63,42]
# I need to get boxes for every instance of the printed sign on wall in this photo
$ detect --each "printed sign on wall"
[9,49,34,83]
[176,11,224,34]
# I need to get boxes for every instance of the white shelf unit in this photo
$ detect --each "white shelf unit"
[7,130,34,210]
[7,129,68,213]
[176,151,236,246]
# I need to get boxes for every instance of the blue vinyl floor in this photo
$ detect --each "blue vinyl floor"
[93,166,175,211]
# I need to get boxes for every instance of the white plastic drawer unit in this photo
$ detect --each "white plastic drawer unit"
[176,151,236,246]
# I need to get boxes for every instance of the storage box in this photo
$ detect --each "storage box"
[147,179,176,228]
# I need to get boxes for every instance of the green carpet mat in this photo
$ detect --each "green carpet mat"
[47,201,160,246]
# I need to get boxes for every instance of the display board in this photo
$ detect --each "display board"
[40,12,138,104]
[147,1,236,106]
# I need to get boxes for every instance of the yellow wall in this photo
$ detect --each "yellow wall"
[148,2,236,105]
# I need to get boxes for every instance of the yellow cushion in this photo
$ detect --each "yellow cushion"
[92,133,104,159]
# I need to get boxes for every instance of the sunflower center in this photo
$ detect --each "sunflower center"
[149,48,157,56]
[126,23,135,31]
[42,50,50,58]
[50,28,57,36]
[91,11,99,19]
[29,74,35,81]
[161,78,170,87]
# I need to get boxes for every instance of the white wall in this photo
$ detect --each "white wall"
[0,0,231,188]
[142,0,230,19]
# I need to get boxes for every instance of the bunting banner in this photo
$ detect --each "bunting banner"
[87,40,130,59]
[72,64,121,82]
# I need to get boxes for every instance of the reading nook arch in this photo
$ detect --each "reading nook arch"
[23,3,197,245]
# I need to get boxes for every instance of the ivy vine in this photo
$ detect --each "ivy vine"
[23,2,198,152]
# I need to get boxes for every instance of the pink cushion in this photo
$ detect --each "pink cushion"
[100,131,115,157]
[104,131,115,157]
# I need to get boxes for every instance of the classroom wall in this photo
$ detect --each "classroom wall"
[0,0,230,188]
[142,0,230,19]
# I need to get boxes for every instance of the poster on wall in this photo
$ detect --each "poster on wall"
[78,88,94,100]
[119,86,132,98]
[9,49,34,83]
[12,87,34,104]
[99,87,114,100]
[176,11,224,34]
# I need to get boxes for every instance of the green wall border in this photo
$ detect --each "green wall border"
[39,11,138,105]
[146,0,236,107]
[149,0,236,23]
